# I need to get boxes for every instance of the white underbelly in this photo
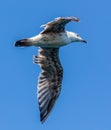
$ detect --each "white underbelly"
[31,33,71,47]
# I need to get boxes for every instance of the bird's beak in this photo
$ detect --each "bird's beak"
[81,39,87,43]
[77,36,87,43]
[79,37,87,43]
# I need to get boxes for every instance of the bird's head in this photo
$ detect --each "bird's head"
[68,32,87,43]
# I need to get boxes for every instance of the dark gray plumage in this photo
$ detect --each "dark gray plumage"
[34,48,63,123]
[41,17,80,33]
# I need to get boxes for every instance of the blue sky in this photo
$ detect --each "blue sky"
[0,0,111,129]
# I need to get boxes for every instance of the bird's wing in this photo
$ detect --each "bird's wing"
[41,16,80,34]
[34,47,63,123]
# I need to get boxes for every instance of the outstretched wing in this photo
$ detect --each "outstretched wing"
[34,47,63,123]
[41,16,80,34]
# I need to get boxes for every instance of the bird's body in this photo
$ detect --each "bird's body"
[14,16,87,123]
[28,31,74,47]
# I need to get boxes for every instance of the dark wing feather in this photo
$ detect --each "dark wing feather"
[34,47,63,123]
[41,16,80,34]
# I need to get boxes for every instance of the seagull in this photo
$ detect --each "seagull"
[14,16,87,123]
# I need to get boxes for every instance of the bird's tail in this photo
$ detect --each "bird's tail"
[14,39,32,47]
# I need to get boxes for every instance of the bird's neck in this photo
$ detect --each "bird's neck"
[66,31,77,43]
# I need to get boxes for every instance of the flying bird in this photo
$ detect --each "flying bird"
[14,16,87,123]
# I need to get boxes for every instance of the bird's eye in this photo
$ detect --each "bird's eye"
[76,34,79,37]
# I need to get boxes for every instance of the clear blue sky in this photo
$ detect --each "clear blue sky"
[0,0,111,129]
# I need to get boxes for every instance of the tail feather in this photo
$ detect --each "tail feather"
[14,39,32,47]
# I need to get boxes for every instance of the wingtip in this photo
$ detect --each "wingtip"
[55,16,80,22]
[40,118,45,124]
[40,114,48,124]
[71,16,80,22]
